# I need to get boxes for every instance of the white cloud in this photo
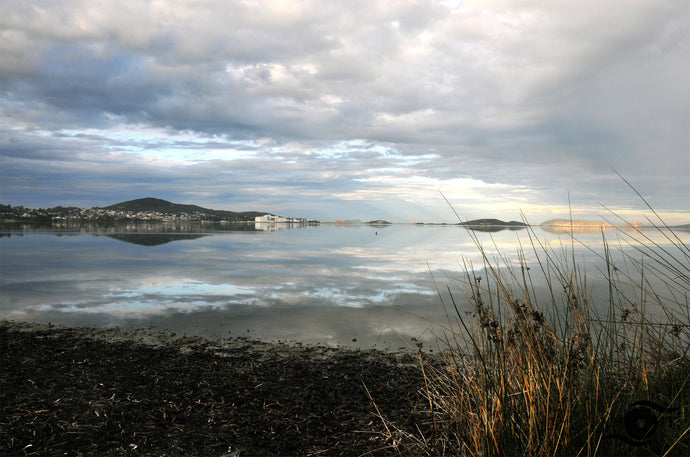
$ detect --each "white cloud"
[0,0,688,223]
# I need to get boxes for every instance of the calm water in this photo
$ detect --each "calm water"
[1,223,687,350]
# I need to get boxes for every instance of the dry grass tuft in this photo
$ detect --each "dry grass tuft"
[396,187,690,456]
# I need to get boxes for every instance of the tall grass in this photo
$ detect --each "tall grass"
[403,194,690,456]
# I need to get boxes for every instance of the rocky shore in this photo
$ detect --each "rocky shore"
[1,321,431,456]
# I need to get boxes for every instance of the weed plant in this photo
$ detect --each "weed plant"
[401,191,690,456]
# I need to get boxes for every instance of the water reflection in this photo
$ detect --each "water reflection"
[106,233,209,246]
[1,223,687,350]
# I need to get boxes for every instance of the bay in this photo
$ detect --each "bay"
[1,223,687,350]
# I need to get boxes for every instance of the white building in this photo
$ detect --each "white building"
[255,214,290,223]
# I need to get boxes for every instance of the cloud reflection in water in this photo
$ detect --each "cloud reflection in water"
[2,224,687,349]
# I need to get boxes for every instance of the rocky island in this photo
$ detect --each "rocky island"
[458,218,528,232]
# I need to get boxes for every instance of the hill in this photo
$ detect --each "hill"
[365,220,392,225]
[103,197,207,214]
[100,198,265,222]
[461,219,527,227]
[0,199,269,223]
[458,219,528,232]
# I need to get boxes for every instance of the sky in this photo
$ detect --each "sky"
[1,0,688,224]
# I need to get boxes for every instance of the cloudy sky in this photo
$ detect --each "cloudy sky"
[1,0,688,223]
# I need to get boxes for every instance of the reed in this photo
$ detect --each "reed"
[403,192,690,456]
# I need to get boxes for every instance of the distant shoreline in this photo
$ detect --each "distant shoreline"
[4,218,689,233]
[3,201,688,229]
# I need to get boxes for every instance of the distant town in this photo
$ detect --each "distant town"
[0,204,209,223]
[0,198,318,226]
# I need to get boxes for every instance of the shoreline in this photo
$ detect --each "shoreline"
[1,320,429,456]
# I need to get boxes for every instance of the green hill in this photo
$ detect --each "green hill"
[458,219,528,232]
[101,198,265,221]
[461,219,527,227]
[103,198,204,213]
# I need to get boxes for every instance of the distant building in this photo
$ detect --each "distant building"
[255,214,290,223]
[254,214,319,229]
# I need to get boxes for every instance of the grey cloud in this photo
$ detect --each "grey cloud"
[1,0,688,221]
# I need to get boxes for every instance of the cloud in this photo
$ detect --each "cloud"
[1,0,688,223]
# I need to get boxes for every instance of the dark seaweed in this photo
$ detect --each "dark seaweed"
[1,322,428,456]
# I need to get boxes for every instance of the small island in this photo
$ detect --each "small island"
[365,219,392,226]
[459,218,528,232]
